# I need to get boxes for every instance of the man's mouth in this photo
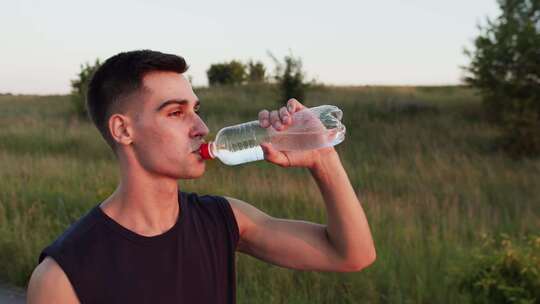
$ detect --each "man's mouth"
[190,141,205,154]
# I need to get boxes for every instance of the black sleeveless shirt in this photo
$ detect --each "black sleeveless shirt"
[38,191,239,304]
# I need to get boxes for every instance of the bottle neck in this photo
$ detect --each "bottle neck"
[199,142,215,160]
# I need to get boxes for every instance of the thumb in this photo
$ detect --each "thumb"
[260,143,290,167]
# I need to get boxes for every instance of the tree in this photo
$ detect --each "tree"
[246,60,266,83]
[464,0,540,157]
[269,51,310,105]
[70,59,101,119]
[206,60,246,86]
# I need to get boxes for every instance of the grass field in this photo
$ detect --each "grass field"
[0,85,538,303]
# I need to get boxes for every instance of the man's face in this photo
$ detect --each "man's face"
[127,71,209,179]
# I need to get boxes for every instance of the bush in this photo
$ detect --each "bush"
[500,109,540,158]
[269,52,310,105]
[70,59,101,119]
[464,0,540,158]
[457,234,540,304]
[207,60,246,86]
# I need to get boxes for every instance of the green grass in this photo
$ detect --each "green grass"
[0,86,538,303]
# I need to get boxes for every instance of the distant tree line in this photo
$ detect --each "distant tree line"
[206,53,311,104]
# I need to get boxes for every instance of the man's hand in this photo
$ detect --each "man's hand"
[258,98,336,169]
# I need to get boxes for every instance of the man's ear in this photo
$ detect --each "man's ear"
[109,114,134,146]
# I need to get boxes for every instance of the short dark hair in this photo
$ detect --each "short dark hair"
[87,50,188,150]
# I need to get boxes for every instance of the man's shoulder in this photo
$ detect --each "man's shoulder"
[61,206,102,240]
[187,191,225,204]
[185,191,234,212]
[39,206,103,263]
[27,257,80,303]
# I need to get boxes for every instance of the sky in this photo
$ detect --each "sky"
[0,0,501,94]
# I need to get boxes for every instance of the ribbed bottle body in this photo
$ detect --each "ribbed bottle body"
[211,105,346,165]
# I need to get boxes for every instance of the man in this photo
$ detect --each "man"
[27,50,375,303]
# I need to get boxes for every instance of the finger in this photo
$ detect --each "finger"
[269,110,283,130]
[287,98,307,113]
[258,110,270,128]
[279,107,291,125]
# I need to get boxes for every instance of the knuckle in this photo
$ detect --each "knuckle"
[287,100,295,111]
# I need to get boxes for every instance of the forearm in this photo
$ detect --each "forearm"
[309,149,376,267]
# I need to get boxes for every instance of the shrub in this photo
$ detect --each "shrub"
[463,0,540,158]
[457,234,540,304]
[269,51,310,105]
[70,59,101,119]
[246,60,267,83]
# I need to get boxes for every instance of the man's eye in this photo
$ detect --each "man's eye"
[169,111,182,117]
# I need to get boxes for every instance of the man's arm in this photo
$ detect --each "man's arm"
[308,148,376,269]
[226,150,375,273]
[227,99,376,272]
[27,257,80,304]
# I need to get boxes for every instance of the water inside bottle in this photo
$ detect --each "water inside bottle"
[214,145,265,165]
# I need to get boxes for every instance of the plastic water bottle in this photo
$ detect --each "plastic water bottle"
[198,105,346,165]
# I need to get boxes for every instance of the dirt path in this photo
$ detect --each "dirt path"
[0,283,26,304]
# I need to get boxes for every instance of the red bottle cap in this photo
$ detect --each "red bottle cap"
[199,143,214,160]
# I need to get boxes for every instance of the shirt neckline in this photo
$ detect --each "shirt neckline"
[94,190,187,245]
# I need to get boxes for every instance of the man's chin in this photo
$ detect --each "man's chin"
[189,167,206,179]
[175,164,206,180]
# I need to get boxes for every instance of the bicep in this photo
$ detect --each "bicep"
[27,257,80,304]
[225,196,348,272]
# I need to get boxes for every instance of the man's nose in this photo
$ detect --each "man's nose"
[190,116,210,139]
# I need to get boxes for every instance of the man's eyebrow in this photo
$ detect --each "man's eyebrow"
[156,99,200,112]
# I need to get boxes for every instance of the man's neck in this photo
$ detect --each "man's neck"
[99,169,181,237]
